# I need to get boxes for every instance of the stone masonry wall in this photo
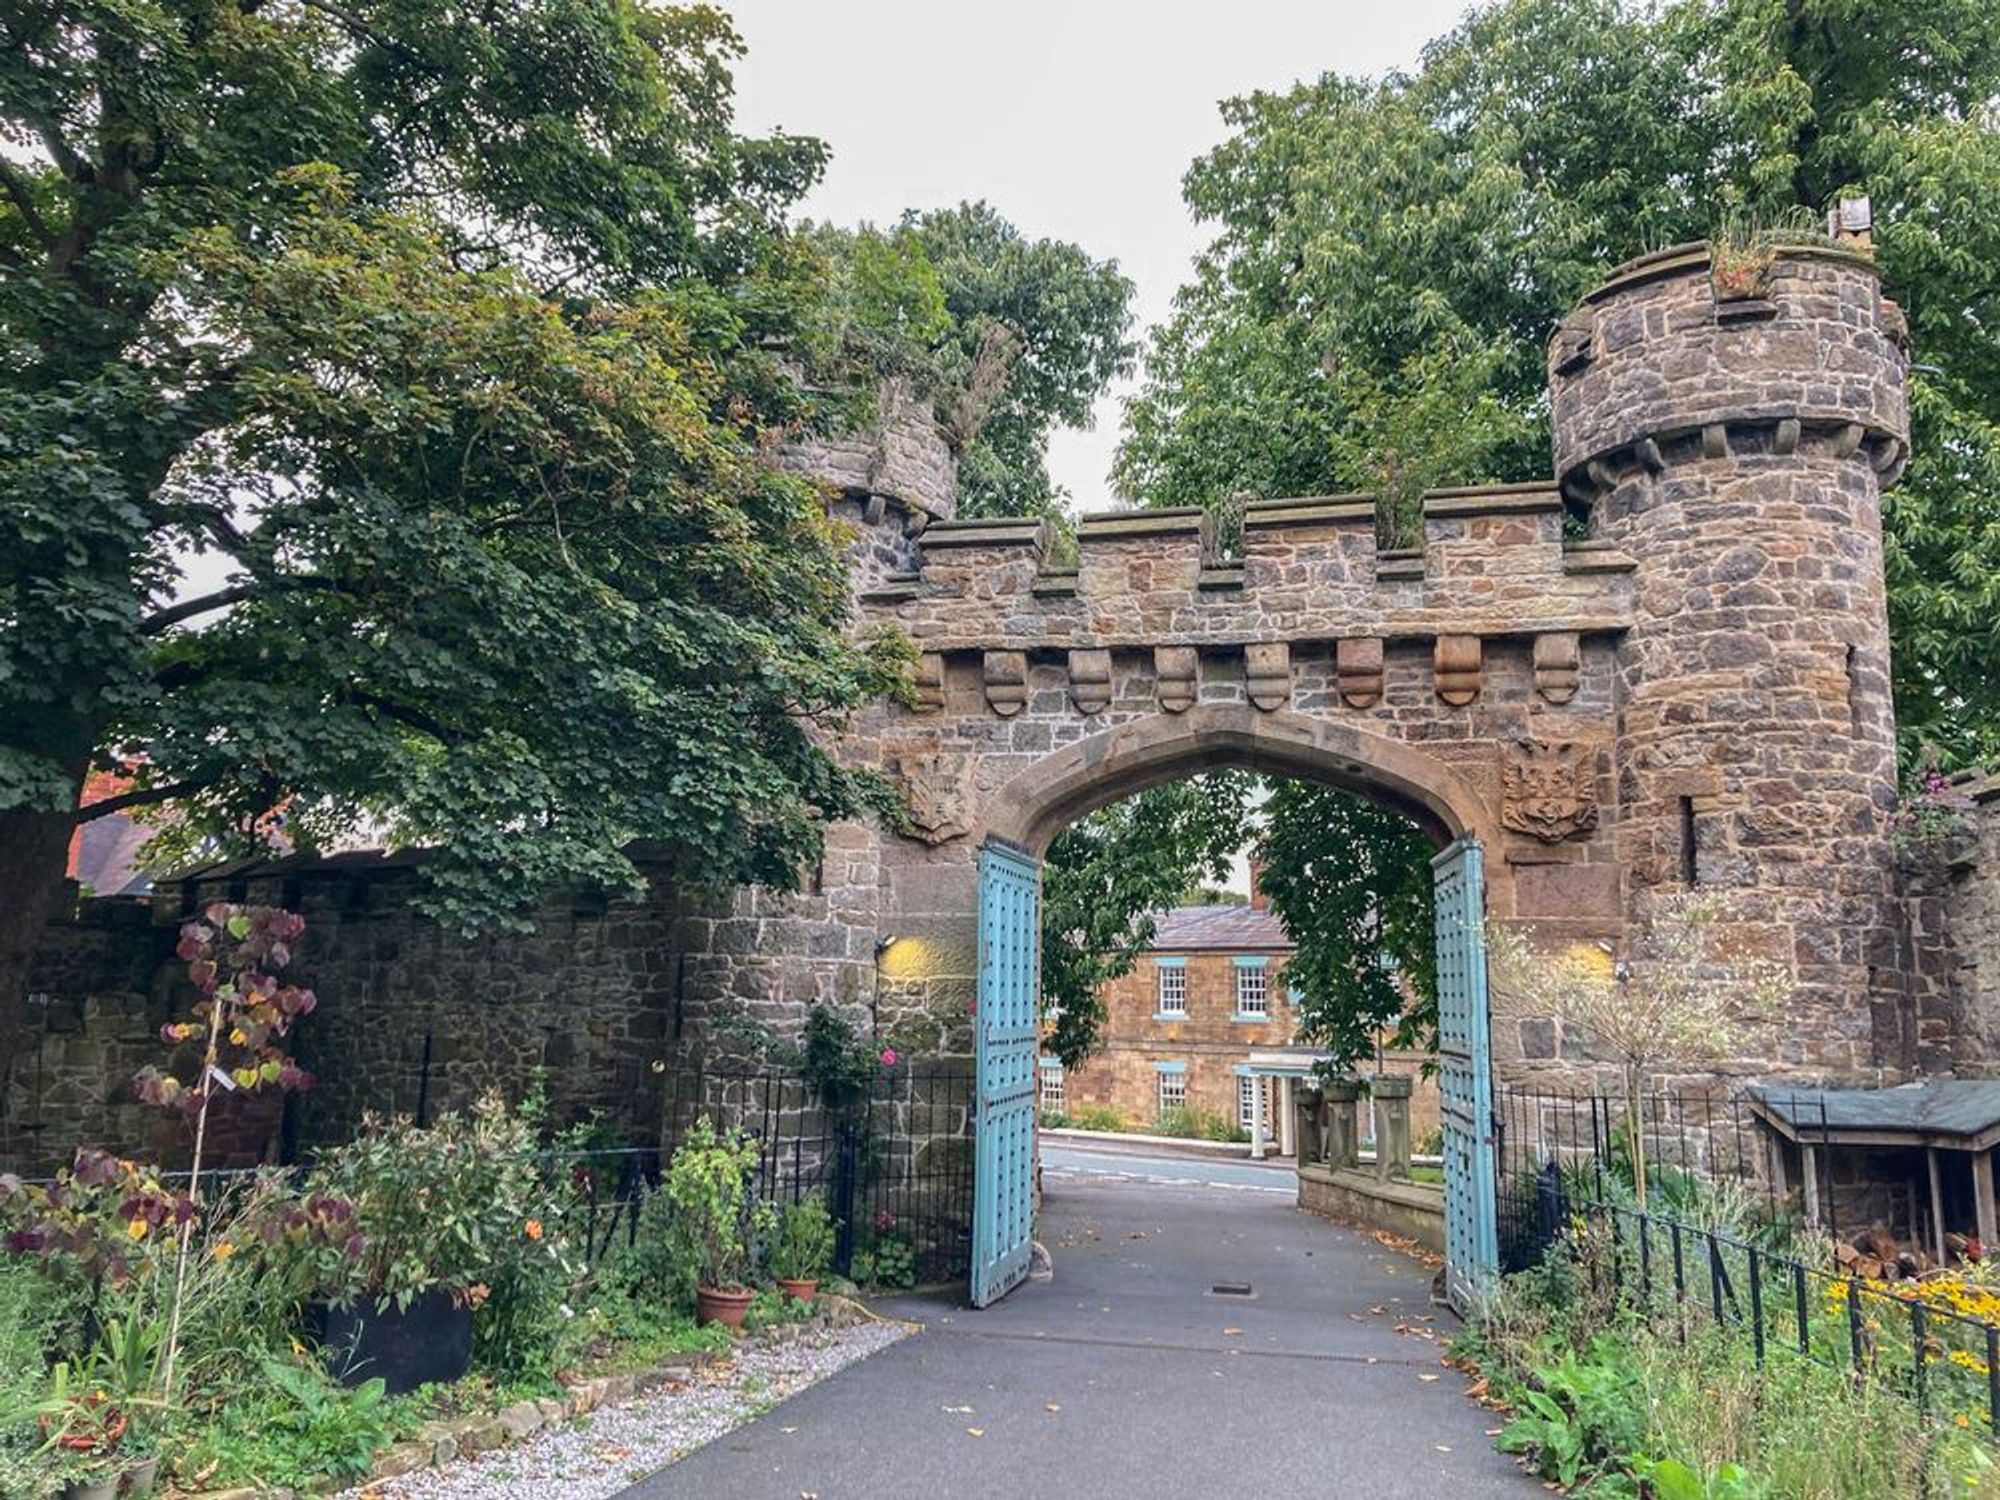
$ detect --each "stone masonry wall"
[3,858,689,1174]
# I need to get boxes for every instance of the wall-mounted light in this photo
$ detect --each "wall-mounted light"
[875,934,901,956]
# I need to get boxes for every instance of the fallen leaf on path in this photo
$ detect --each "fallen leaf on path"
[1045,1403,1061,1413]
[1418,1373,1440,1383]
[942,1404,974,1413]
[966,1427,985,1437]
[1221,1327,1243,1336]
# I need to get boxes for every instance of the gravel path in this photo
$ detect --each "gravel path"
[349,1320,913,1500]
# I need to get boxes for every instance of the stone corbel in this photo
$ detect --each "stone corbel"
[1244,643,1291,712]
[912,652,945,714]
[1069,649,1113,715]
[983,651,1028,717]
[1335,637,1384,708]
[1532,632,1581,705]
[1154,646,1199,714]
[1434,635,1482,707]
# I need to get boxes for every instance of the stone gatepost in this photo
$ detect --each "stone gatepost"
[1294,1082,1324,1166]
[1323,1078,1362,1171]
[1370,1073,1414,1182]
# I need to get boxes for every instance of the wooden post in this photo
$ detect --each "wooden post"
[1928,1147,1948,1266]
[1973,1150,1998,1249]
[1802,1143,1822,1231]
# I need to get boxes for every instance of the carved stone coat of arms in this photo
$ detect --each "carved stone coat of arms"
[1502,739,1600,843]
[898,753,969,846]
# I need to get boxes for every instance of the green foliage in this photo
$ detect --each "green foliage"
[767,1199,836,1284]
[0,0,901,963]
[1255,784,1438,1074]
[299,1093,562,1311]
[660,1118,767,1293]
[598,1183,697,1319]
[1475,1235,1999,1497]
[803,202,1134,520]
[1040,775,1249,1067]
[1153,1106,1247,1144]
[907,203,1136,519]
[0,1265,60,1500]
[796,1007,891,1115]
[850,1228,916,1291]
[169,1360,391,1491]
[1065,1105,1128,1134]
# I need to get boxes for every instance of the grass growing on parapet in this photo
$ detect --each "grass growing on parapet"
[1456,1238,2000,1497]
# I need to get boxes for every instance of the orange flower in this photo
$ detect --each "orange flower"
[213,1240,236,1262]
[525,1219,544,1241]
[466,1283,491,1309]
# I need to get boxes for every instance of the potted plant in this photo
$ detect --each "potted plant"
[292,1095,553,1393]
[769,1199,836,1303]
[665,1119,768,1328]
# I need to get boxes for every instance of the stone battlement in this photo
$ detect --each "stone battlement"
[1551,241,1910,512]
[858,482,1635,653]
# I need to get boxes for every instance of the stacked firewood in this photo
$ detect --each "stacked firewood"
[1831,1226,1985,1281]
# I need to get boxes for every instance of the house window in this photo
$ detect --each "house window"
[1235,961,1268,1017]
[1157,1068,1187,1115]
[1237,1074,1259,1131]
[1156,961,1187,1016]
[1038,1062,1064,1114]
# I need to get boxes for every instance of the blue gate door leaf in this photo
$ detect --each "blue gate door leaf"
[972,841,1040,1308]
[1434,836,1498,1314]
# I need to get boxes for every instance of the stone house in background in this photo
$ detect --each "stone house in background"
[1046,875,1440,1156]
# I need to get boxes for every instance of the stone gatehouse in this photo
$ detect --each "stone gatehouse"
[8,235,1978,1177]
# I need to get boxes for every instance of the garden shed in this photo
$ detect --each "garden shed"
[1749,1082,2000,1259]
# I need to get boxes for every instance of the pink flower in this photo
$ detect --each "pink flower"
[880,1047,898,1067]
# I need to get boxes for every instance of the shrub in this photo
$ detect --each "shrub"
[661,1118,767,1293]
[1154,1106,1246,1143]
[1067,1105,1126,1133]
[167,1359,391,1490]
[768,1199,836,1284]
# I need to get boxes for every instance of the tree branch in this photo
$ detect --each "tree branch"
[0,158,53,246]
[140,584,261,635]
[75,777,214,823]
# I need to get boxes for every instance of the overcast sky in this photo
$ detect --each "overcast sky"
[724,0,1466,516]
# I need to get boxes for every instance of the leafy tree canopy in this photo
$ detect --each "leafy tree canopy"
[1118,0,2000,761]
[1039,774,1248,1069]
[1253,785,1440,1071]
[0,0,908,1044]
[805,203,1136,521]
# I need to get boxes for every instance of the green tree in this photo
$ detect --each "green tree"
[1116,0,2000,1037]
[906,202,1136,519]
[1254,786,1439,1075]
[0,3,904,1058]
[1040,775,1248,1069]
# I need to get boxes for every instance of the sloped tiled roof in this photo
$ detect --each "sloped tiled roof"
[1148,903,1292,953]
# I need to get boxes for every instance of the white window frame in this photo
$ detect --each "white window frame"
[1156,961,1187,1016]
[1157,1069,1187,1115]
[1038,1063,1064,1113]
[1237,1073,1258,1131]
[1235,962,1269,1017]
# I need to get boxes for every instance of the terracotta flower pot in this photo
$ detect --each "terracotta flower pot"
[695,1284,755,1328]
[776,1277,819,1304]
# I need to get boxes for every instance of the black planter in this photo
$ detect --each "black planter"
[309,1289,473,1395]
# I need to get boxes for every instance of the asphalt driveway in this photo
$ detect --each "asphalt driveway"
[617,1156,1536,1499]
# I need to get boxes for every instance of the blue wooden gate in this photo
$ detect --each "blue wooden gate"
[971,840,1040,1308]
[1434,836,1498,1314]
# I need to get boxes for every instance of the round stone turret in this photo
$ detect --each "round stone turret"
[1549,242,1912,1080]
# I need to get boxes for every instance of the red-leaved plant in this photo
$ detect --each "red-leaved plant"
[135,904,318,1395]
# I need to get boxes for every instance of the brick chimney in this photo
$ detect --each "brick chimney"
[1248,857,1269,911]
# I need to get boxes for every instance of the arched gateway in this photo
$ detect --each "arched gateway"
[743,238,1913,1311]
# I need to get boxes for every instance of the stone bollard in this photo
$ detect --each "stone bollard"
[1294,1083,1324,1166]
[1371,1073,1413,1182]
[1323,1078,1361,1171]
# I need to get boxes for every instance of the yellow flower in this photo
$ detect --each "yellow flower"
[127,1218,149,1240]
[213,1240,236,1262]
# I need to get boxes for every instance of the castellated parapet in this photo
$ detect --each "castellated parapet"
[1551,242,1910,1078]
